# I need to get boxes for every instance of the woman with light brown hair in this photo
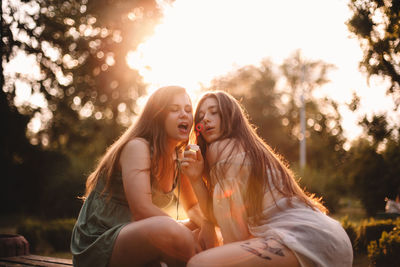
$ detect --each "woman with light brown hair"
[182,90,353,266]
[71,86,204,267]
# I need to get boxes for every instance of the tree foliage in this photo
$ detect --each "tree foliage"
[360,114,392,146]
[1,0,164,218]
[3,0,163,150]
[208,53,344,167]
[344,113,400,216]
[347,0,400,108]
[207,60,292,158]
[280,50,344,170]
[345,138,400,217]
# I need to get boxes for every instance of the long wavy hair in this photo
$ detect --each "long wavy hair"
[194,91,327,222]
[83,86,189,199]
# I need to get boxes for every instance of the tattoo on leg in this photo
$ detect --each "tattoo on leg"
[241,242,272,260]
[240,239,285,260]
[262,240,285,257]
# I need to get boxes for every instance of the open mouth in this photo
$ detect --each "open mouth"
[178,122,189,131]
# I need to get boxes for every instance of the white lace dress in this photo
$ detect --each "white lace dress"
[211,152,353,267]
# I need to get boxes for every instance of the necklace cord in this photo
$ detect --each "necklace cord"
[174,148,181,220]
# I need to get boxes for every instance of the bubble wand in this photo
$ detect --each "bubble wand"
[195,122,204,139]
[188,122,204,153]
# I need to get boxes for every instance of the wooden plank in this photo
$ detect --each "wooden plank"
[0,254,72,267]
[22,255,72,265]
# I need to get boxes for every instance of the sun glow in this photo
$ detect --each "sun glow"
[126,0,400,141]
[126,0,360,101]
[127,0,300,100]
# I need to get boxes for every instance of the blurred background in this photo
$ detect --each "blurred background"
[1,0,400,265]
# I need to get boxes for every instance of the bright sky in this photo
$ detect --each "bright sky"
[127,0,399,142]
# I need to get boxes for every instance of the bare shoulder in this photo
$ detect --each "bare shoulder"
[207,138,241,165]
[121,137,150,160]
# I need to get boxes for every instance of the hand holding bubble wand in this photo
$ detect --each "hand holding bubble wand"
[188,122,204,153]
[177,122,204,220]
[183,122,205,181]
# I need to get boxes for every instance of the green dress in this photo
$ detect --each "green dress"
[70,170,177,267]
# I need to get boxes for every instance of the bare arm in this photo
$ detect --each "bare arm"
[120,138,169,221]
[181,147,213,222]
[178,173,204,228]
[180,161,219,249]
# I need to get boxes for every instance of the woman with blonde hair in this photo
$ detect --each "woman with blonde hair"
[71,86,204,267]
[182,91,353,266]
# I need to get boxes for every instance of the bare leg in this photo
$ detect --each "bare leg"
[188,237,300,267]
[109,216,196,267]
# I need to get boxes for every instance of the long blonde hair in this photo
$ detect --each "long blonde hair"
[83,86,188,199]
[194,91,327,221]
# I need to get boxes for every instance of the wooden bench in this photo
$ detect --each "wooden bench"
[0,254,72,266]
[0,234,72,266]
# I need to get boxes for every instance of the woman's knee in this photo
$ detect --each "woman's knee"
[111,216,195,266]
[129,216,195,261]
[149,217,196,257]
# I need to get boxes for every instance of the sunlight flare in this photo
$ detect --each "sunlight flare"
[125,0,397,141]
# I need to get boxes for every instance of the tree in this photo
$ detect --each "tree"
[347,0,400,108]
[280,50,344,169]
[280,51,346,211]
[208,53,344,168]
[2,0,163,151]
[344,137,400,217]
[345,139,386,216]
[207,60,292,159]
[1,0,165,218]
[344,114,400,216]
[360,114,392,147]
